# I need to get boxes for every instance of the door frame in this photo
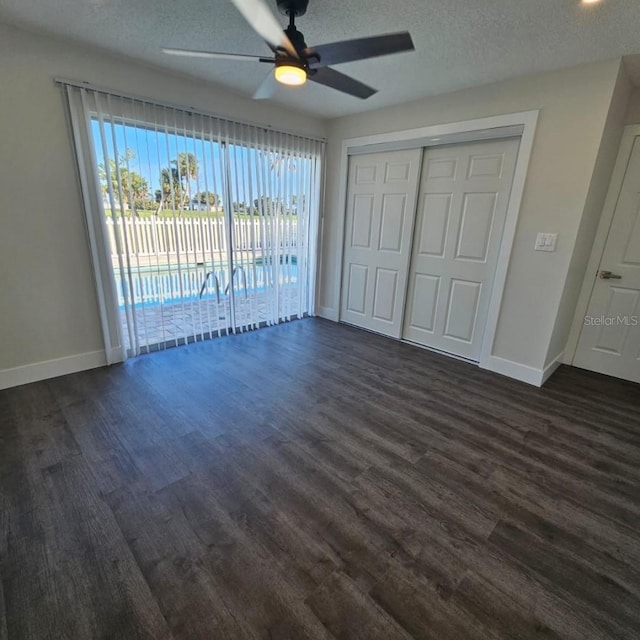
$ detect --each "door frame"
[565,124,640,365]
[332,110,539,372]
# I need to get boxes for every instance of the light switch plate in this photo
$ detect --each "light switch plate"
[535,233,558,252]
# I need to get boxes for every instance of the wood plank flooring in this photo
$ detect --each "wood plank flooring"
[1,317,639,639]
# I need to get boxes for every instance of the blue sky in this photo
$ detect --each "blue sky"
[91,119,307,207]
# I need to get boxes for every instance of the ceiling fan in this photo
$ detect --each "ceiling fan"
[162,0,415,100]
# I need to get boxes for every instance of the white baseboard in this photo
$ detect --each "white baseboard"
[0,350,109,390]
[318,306,339,321]
[480,356,552,387]
[541,350,565,385]
[482,355,544,386]
[482,352,564,387]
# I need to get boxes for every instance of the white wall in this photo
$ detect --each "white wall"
[320,58,626,376]
[0,23,326,383]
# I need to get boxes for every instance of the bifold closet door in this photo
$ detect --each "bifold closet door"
[340,149,422,338]
[403,138,519,360]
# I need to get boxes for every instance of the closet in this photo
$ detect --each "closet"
[340,138,519,361]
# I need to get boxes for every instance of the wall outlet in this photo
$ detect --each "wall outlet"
[535,233,558,252]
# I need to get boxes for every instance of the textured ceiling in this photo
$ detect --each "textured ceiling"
[1,0,640,118]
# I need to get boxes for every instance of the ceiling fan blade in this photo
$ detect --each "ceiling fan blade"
[308,32,414,68]
[162,48,273,62]
[253,69,279,100]
[230,0,298,58]
[308,67,376,99]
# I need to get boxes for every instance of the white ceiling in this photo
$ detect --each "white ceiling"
[1,0,640,119]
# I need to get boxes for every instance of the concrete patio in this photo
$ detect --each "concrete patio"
[120,285,303,352]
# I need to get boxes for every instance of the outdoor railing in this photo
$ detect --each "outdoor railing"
[113,261,299,307]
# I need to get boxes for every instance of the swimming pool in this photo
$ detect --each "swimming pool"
[113,262,299,309]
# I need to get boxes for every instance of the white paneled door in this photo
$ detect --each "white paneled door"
[574,136,640,383]
[403,139,519,360]
[340,149,422,338]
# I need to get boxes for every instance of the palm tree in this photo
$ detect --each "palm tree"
[98,149,150,216]
[266,151,297,176]
[173,152,199,208]
[157,167,184,211]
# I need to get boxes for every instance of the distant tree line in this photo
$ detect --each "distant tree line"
[99,148,300,216]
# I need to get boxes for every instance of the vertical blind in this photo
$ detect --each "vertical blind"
[63,83,324,360]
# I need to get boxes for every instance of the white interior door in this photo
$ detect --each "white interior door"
[403,138,519,360]
[340,149,422,338]
[573,136,640,383]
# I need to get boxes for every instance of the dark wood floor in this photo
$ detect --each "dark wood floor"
[1,318,639,639]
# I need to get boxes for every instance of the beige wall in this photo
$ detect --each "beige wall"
[320,58,625,373]
[547,64,632,365]
[0,23,326,373]
[626,88,640,124]
[0,18,633,384]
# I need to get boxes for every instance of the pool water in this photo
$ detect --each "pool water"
[114,263,299,309]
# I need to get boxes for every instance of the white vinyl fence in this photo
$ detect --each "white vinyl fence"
[105,216,299,258]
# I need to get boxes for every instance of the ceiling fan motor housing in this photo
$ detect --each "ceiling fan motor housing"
[276,0,309,17]
[284,24,309,56]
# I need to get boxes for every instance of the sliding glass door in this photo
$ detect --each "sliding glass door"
[226,138,317,330]
[91,113,234,353]
[63,85,323,359]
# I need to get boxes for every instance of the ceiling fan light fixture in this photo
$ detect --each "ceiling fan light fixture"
[275,63,307,86]
[165,0,414,99]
